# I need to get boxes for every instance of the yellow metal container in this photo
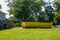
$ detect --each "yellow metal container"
[21,22,53,28]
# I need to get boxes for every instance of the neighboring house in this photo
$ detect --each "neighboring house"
[0,5,2,9]
[0,4,6,20]
[0,11,6,20]
[0,11,13,30]
[0,0,13,30]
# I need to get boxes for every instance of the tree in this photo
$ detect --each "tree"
[8,0,44,22]
[54,0,60,24]
[45,6,54,22]
[55,0,60,13]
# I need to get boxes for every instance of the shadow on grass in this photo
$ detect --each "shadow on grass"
[0,27,13,31]
[23,27,52,29]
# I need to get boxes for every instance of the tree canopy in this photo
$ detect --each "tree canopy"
[9,0,45,21]
[8,0,60,24]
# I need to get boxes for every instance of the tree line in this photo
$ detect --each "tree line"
[8,0,60,25]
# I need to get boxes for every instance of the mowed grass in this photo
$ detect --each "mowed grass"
[0,28,60,40]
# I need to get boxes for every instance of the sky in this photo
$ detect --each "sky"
[0,0,10,18]
[0,0,8,13]
[43,0,53,3]
[0,0,55,18]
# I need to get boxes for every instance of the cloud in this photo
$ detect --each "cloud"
[0,0,8,13]
[0,0,10,18]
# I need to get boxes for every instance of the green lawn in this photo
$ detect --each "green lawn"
[0,28,60,40]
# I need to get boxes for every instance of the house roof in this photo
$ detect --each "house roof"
[0,11,6,15]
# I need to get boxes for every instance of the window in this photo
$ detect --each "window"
[0,5,2,9]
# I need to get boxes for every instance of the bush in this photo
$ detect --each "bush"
[13,23,19,27]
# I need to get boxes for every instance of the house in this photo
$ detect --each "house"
[0,11,6,20]
[0,0,13,30]
[0,11,13,30]
[0,4,6,20]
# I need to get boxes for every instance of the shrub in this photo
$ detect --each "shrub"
[13,22,20,27]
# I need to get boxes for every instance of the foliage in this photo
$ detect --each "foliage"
[55,0,60,13]
[45,6,54,22]
[8,0,60,25]
[13,22,20,27]
[9,0,44,21]
[54,0,60,24]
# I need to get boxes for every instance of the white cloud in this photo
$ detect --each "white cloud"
[43,0,54,3]
[0,0,8,13]
[0,0,10,18]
